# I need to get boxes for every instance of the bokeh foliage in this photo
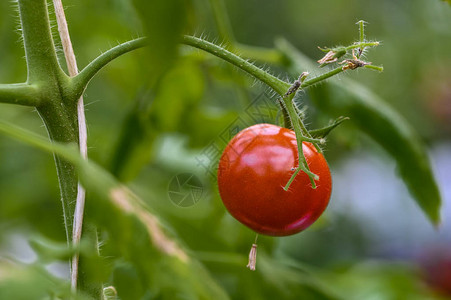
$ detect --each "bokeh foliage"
[0,0,450,299]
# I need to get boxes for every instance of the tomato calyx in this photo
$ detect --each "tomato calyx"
[279,76,348,190]
[279,78,322,190]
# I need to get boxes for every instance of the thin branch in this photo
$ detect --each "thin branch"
[71,38,148,99]
[52,0,86,292]
[71,35,291,100]
[300,67,344,89]
[182,35,291,95]
[0,83,40,106]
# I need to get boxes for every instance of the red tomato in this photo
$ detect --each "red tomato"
[217,123,332,236]
[420,247,451,296]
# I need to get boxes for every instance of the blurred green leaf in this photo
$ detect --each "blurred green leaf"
[151,60,205,131]
[109,97,157,181]
[29,235,87,263]
[258,254,343,300]
[318,261,439,300]
[277,38,442,225]
[0,260,88,300]
[0,120,229,299]
[131,0,190,82]
[110,60,205,181]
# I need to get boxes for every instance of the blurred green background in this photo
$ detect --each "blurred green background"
[0,0,450,299]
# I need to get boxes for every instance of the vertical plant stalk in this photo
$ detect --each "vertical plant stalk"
[18,0,78,249]
[52,0,87,291]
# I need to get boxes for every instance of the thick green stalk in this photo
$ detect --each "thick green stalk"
[18,0,64,83]
[37,102,79,242]
[18,0,78,244]
[18,0,99,296]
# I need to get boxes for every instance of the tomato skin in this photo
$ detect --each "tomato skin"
[420,248,451,296]
[217,123,332,236]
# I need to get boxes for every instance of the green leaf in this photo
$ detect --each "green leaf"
[317,261,438,299]
[0,260,88,300]
[0,120,230,300]
[29,235,88,263]
[109,60,205,181]
[276,38,442,226]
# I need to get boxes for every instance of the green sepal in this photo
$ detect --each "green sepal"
[310,116,349,138]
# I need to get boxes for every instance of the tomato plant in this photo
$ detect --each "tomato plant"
[218,124,332,236]
[0,0,447,298]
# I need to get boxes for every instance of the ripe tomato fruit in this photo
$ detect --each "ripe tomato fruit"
[217,123,332,236]
[419,247,451,296]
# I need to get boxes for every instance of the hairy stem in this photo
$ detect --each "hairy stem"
[344,42,379,51]
[182,35,291,95]
[300,67,344,89]
[36,102,78,242]
[18,0,78,247]
[72,36,291,100]
[71,38,148,99]
[52,0,89,293]
[18,0,65,84]
[358,20,365,45]
[282,95,318,190]
[17,0,98,295]
[0,83,40,106]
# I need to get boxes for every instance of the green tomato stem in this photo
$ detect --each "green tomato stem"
[345,42,379,51]
[17,0,79,247]
[300,67,344,89]
[0,83,40,106]
[72,37,148,100]
[181,35,291,95]
[282,95,319,190]
[364,64,384,72]
[18,0,66,84]
[358,20,366,45]
[72,36,291,101]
